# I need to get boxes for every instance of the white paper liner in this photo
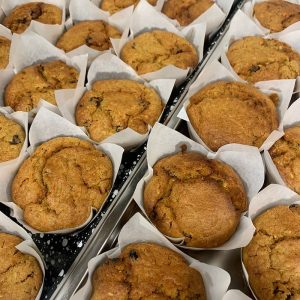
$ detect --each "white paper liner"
[0,210,45,300]
[71,212,231,300]
[55,53,175,149]
[0,107,124,234]
[1,0,66,44]
[132,122,262,250]
[222,289,252,300]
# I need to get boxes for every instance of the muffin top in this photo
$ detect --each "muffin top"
[0,232,43,300]
[5,60,79,112]
[3,2,62,34]
[143,151,248,248]
[162,0,213,26]
[91,242,206,300]
[120,30,198,75]
[56,20,121,52]
[12,137,113,232]
[254,0,300,32]
[0,36,10,69]
[227,36,300,83]
[243,205,300,300]
[187,81,279,151]
[0,114,25,163]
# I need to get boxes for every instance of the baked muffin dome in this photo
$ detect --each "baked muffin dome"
[0,36,10,69]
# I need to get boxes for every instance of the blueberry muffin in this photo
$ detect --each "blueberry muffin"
[0,35,10,69]
[100,0,157,14]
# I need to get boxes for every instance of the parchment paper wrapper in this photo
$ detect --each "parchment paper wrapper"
[177,59,295,152]
[56,53,175,149]
[0,107,124,234]
[1,0,66,44]
[71,212,231,300]
[132,122,262,250]
[223,290,252,300]
[0,210,45,300]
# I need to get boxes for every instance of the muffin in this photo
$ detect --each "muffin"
[162,0,213,26]
[0,35,10,69]
[0,232,43,300]
[143,151,248,248]
[2,2,62,34]
[12,137,113,232]
[120,30,198,75]
[0,114,25,163]
[56,20,121,52]
[187,81,279,151]
[75,79,164,142]
[91,243,206,299]
[227,36,300,83]
[254,0,300,32]
[243,205,300,300]
[100,0,157,15]
[4,60,79,112]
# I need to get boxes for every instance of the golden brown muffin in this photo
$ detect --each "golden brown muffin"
[243,205,300,300]
[0,114,25,163]
[56,20,121,52]
[143,151,248,248]
[120,30,198,75]
[91,243,206,299]
[75,79,164,142]
[100,0,157,15]
[0,232,43,300]
[187,81,279,151]
[4,60,79,112]
[254,0,300,33]
[269,125,300,194]
[0,36,10,69]
[162,0,213,26]
[2,2,62,34]
[12,137,113,232]
[227,36,300,83]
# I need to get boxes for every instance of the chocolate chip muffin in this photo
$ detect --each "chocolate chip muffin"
[12,137,113,232]
[227,36,300,83]
[0,114,25,163]
[2,2,62,34]
[162,0,213,26]
[120,30,198,75]
[254,0,300,32]
[56,20,121,52]
[0,35,10,69]
[0,232,43,300]
[187,81,279,151]
[4,60,79,112]
[243,205,300,300]
[91,243,206,299]
[75,79,164,142]
[143,151,248,248]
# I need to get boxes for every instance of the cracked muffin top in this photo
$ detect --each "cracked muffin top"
[100,0,157,14]
[56,20,121,53]
[0,232,43,300]
[0,114,25,163]
[12,137,113,232]
[227,36,300,83]
[254,0,300,33]
[162,0,213,26]
[91,242,206,300]
[269,125,300,194]
[187,81,279,151]
[2,2,62,34]
[120,30,198,75]
[75,79,164,143]
[0,36,10,69]
[143,151,248,248]
[4,60,79,112]
[243,205,300,300]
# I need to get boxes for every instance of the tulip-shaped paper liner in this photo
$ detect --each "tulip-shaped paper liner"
[0,107,124,234]
[132,122,264,250]
[223,290,252,300]
[55,53,176,149]
[71,212,231,300]
[0,210,45,300]
[1,0,66,44]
